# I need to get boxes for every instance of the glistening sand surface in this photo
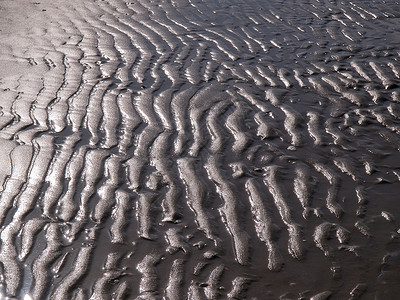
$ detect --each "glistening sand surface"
[1,0,400,299]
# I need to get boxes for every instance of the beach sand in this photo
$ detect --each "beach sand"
[1,0,400,298]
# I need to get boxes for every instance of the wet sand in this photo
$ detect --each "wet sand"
[1,0,400,299]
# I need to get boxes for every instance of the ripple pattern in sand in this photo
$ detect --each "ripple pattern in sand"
[1,0,400,299]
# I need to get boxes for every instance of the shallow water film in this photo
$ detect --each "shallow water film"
[1,0,400,299]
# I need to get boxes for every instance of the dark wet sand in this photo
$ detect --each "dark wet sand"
[1,0,400,299]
